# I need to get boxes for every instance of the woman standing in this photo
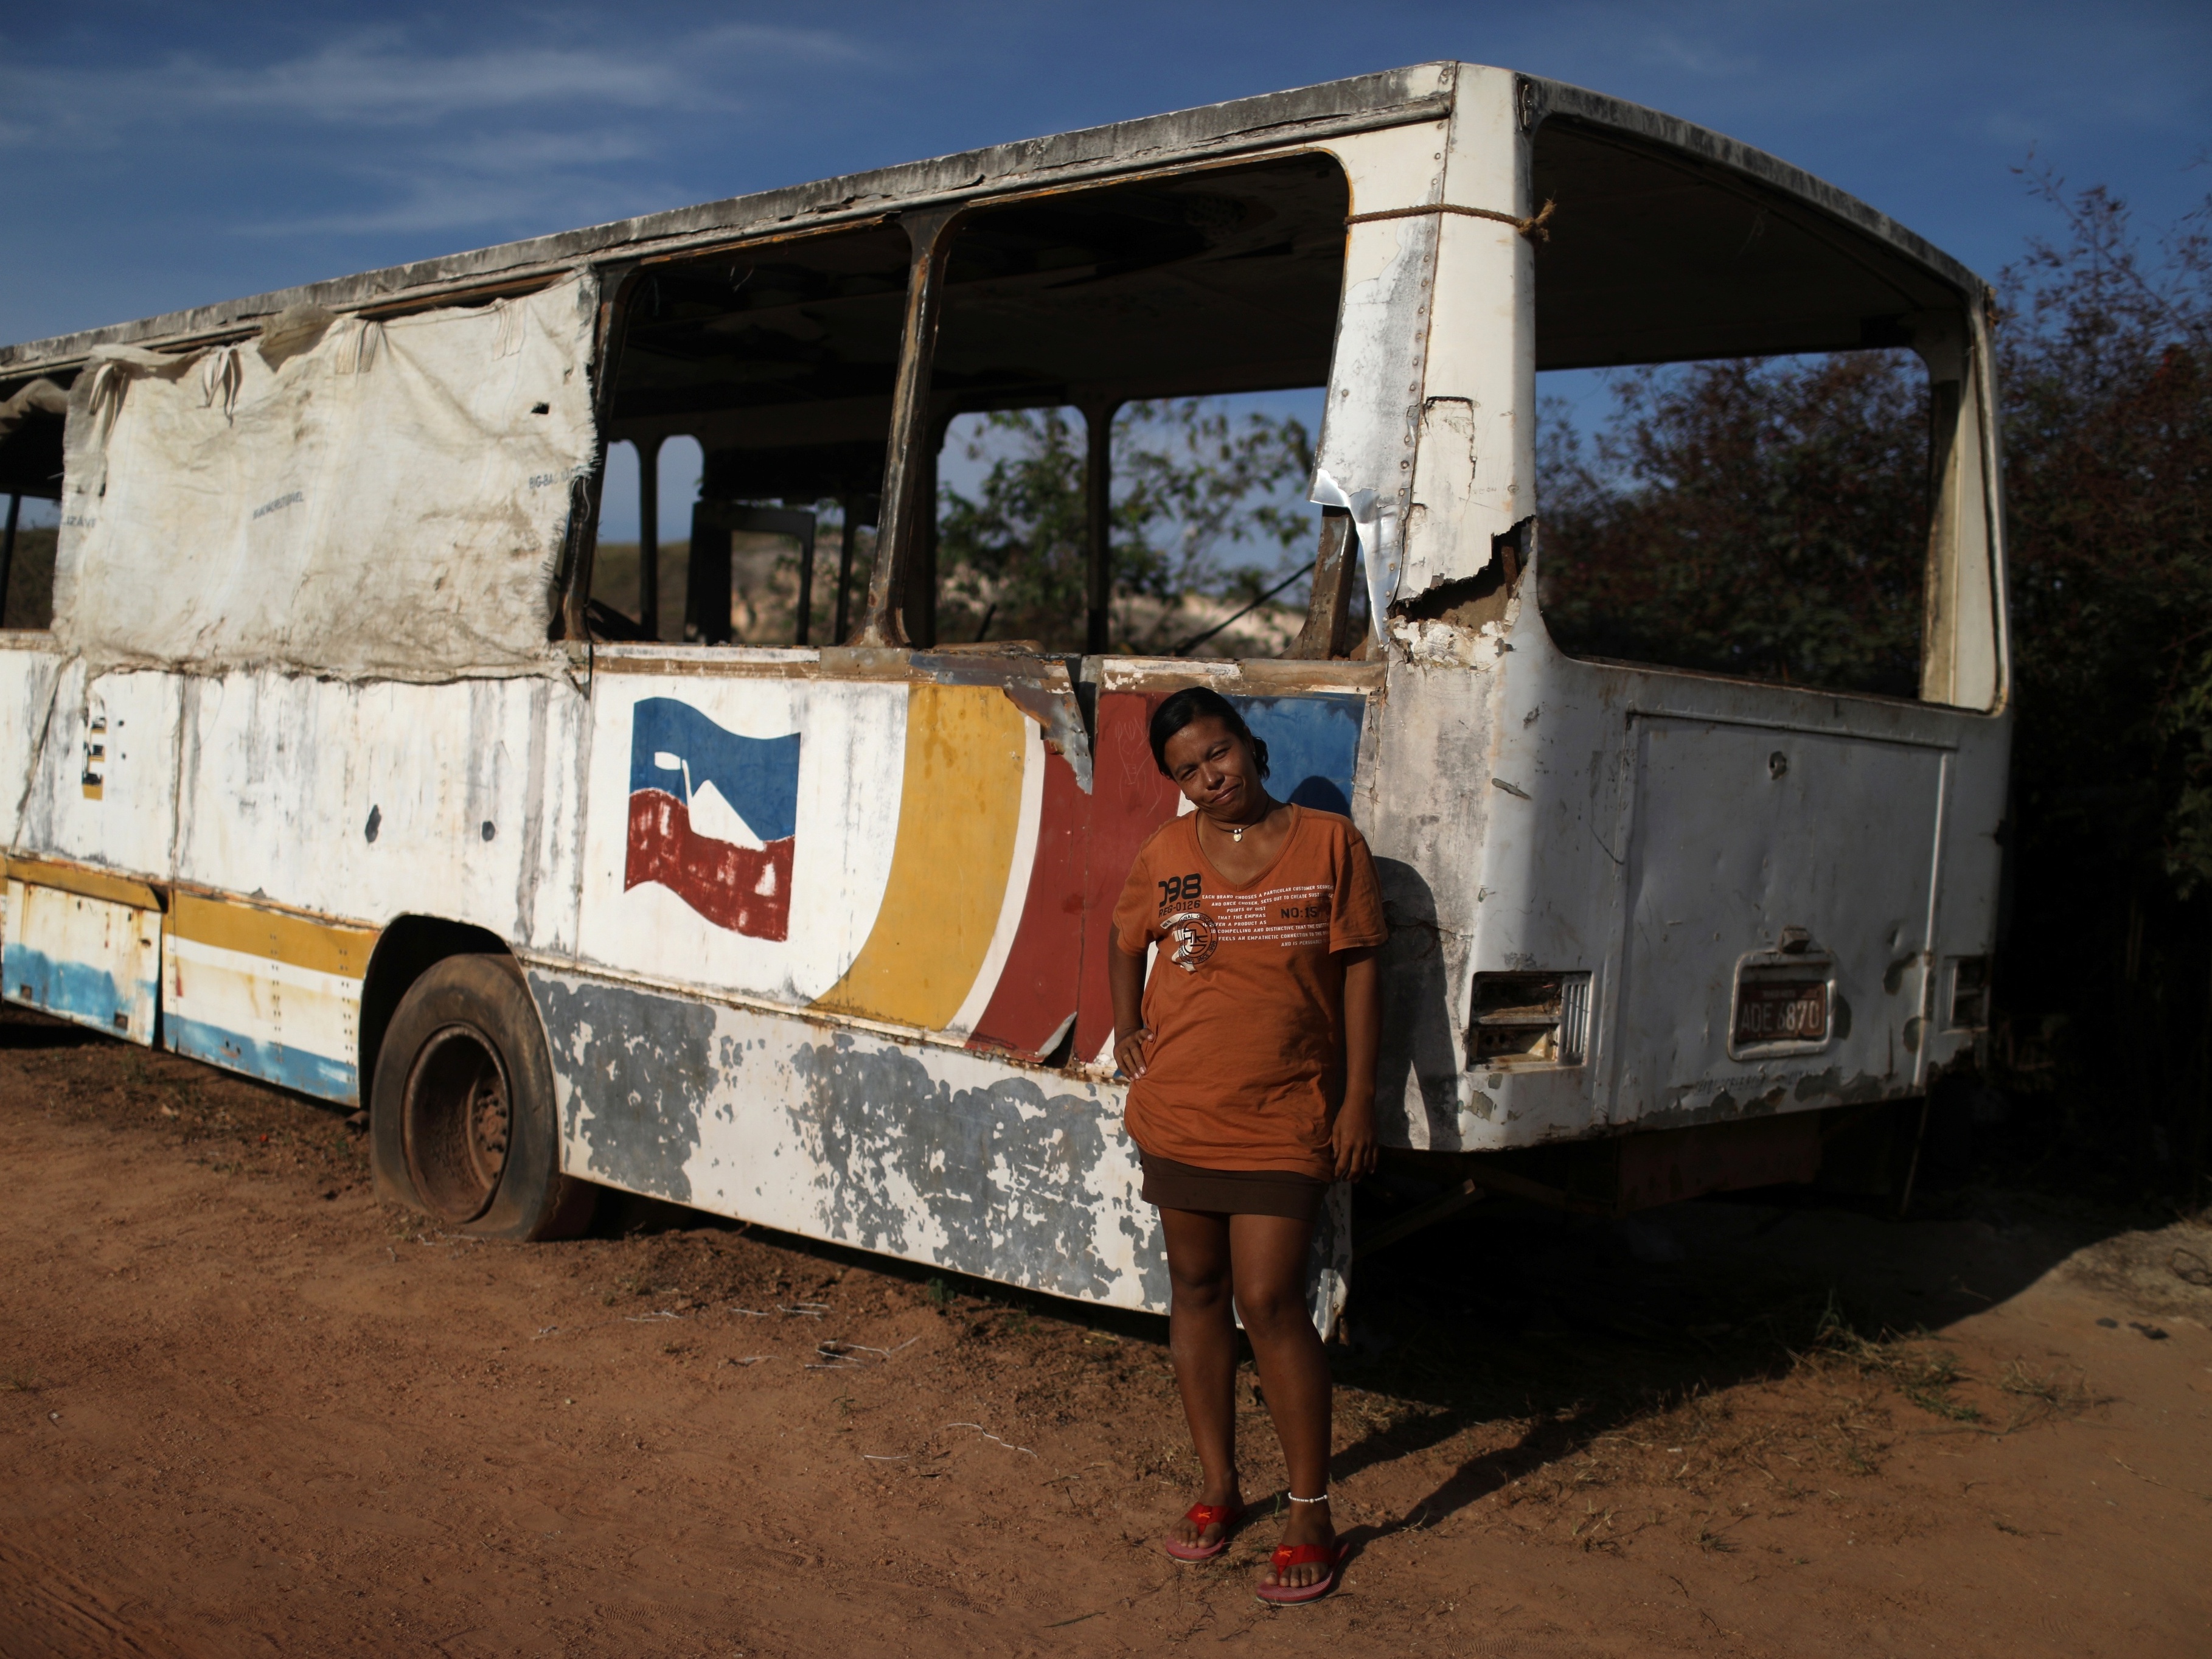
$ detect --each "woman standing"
[1108,687,1385,1605]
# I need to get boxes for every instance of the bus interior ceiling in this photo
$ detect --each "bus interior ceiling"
[1530,116,1966,370]
[596,153,1349,652]
[930,152,1344,412]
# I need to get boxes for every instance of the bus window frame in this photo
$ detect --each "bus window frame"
[848,151,1364,660]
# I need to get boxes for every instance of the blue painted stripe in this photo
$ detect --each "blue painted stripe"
[1,942,148,1033]
[165,1015,358,1105]
[1232,694,1366,818]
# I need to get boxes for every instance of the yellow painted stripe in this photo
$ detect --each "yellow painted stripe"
[2,855,162,912]
[811,682,1028,1029]
[166,891,377,980]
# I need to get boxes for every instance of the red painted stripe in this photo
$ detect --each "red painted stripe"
[1073,691,1183,1064]
[967,745,1087,1060]
[625,790,794,941]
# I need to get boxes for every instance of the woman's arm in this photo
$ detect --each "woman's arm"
[1108,939,1152,1079]
[1333,947,1381,1181]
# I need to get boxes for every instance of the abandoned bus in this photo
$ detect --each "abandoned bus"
[0,63,2007,1327]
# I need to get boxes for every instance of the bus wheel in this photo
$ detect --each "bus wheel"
[371,953,594,1240]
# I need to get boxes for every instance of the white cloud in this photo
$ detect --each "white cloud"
[1636,32,1763,80]
[0,16,876,245]
[0,19,868,144]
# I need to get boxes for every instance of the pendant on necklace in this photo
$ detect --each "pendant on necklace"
[1230,824,1245,842]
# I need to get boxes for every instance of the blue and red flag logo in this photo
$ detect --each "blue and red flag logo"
[624,698,801,941]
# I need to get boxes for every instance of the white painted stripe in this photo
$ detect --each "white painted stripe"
[167,936,360,1059]
[167,965,356,1059]
[944,718,1046,1038]
[167,932,364,993]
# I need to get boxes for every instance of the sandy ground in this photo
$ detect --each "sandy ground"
[1,1005,2209,1658]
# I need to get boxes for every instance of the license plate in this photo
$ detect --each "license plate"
[1734,978,1828,1045]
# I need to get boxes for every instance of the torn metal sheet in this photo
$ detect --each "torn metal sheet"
[1310,467,1401,639]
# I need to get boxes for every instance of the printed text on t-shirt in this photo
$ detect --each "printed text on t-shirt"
[1189,882,1334,950]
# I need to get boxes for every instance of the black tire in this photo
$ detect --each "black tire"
[369,953,595,1240]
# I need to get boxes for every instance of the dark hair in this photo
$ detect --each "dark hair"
[1149,687,1270,779]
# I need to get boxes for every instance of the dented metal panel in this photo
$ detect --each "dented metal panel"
[164,892,375,1103]
[1610,719,1947,1119]
[4,878,160,1042]
[173,670,588,955]
[1364,562,2009,1155]
[529,962,1352,1329]
[19,662,182,879]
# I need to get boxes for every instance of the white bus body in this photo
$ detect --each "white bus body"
[0,64,2008,1326]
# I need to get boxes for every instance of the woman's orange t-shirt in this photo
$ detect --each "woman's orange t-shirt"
[1111,805,1387,1180]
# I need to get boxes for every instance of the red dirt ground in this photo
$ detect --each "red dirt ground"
[1,1005,2208,1657]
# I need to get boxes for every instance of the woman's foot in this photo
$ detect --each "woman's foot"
[1257,1497,1338,1595]
[1164,1481,1244,1559]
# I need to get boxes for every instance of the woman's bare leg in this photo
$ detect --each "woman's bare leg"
[1229,1212,1336,1590]
[1158,1206,1242,1550]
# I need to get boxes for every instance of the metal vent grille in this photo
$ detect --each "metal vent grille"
[1468,970,1593,1069]
[1559,973,1591,1065]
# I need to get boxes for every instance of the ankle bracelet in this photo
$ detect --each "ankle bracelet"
[1286,1492,1329,1504]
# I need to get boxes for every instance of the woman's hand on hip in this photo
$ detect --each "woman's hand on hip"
[1113,1026,1153,1080]
[1332,1096,1379,1181]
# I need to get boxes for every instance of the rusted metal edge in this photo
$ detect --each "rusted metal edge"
[0,66,1458,378]
[516,949,1119,1079]
[2,854,164,912]
[635,215,896,268]
[0,637,584,684]
[1097,657,1387,695]
[572,644,818,679]
[0,857,440,937]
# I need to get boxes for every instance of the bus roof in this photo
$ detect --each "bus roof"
[0,61,1989,379]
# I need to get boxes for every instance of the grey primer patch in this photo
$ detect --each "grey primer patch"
[363,804,380,843]
[530,972,714,1203]
[790,1035,1167,1308]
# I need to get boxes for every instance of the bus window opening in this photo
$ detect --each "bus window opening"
[921,153,1349,657]
[1529,116,1997,706]
[594,224,909,646]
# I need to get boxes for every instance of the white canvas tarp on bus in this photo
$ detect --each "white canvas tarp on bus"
[54,273,599,681]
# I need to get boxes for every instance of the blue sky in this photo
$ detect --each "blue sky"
[5,1,2206,537]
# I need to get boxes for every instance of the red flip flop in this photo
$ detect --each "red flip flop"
[1163,1501,1243,1562]
[1254,1540,1347,1605]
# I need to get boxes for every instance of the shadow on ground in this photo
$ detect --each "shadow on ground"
[1320,1178,2183,1542]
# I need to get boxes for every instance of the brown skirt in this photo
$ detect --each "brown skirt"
[1139,1152,1327,1222]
